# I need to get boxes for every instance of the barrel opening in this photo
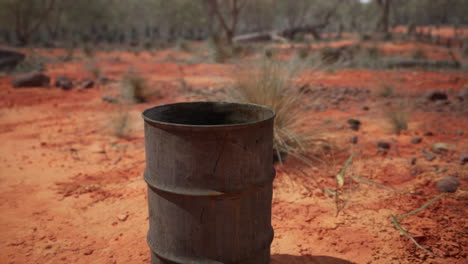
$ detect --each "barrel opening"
[143,102,274,126]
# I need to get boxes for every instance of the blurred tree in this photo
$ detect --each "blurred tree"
[375,0,392,33]
[0,0,56,45]
[202,0,247,43]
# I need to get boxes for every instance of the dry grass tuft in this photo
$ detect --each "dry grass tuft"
[229,57,328,164]
[85,61,101,80]
[411,47,427,60]
[121,70,148,103]
[384,100,411,135]
[111,105,131,138]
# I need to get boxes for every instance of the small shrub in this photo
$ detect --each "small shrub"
[111,106,131,138]
[461,39,468,59]
[384,101,411,135]
[143,41,153,50]
[320,47,341,64]
[176,39,191,52]
[121,70,148,103]
[296,45,310,59]
[365,45,380,59]
[206,34,250,63]
[62,43,75,62]
[82,45,95,58]
[378,83,394,98]
[13,55,46,73]
[264,48,274,58]
[229,58,328,163]
[411,48,427,60]
[85,61,101,80]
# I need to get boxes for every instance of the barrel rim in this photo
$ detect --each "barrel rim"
[142,101,275,130]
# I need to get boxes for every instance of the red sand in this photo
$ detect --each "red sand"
[1,44,467,264]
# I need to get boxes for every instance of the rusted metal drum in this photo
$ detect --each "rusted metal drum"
[142,102,275,264]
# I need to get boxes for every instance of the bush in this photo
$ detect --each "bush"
[384,101,411,135]
[85,61,101,80]
[378,83,394,98]
[121,70,148,103]
[229,58,328,163]
[411,48,427,60]
[320,47,341,64]
[111,106,131,138]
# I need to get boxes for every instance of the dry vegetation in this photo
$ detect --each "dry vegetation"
[1,0,467,263]
[229,57,329,163]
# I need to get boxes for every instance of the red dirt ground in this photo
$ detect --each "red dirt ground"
[1,42,467,264]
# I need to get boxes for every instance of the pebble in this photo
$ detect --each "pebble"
[117,214,129,222]
[102,96,119,104]
[436,176,460,193]
[347,119,361,131]
[431,142,454,154]
[410,137,422,144]
[377,140,390,151]
[422,148,436,161]
[460,153,468,165]
[349,135,358,144]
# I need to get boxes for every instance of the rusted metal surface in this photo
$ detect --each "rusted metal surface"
[142,102,275,264]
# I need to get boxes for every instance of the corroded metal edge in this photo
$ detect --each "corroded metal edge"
[144,168,276,197]
[147,227,274,264]
[142,101,275,131]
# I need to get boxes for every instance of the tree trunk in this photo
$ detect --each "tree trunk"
[375,0,391,33]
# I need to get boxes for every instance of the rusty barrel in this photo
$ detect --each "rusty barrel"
[142,102,275,264]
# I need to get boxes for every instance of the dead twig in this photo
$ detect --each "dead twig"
[397,193,446,220]
[390,214,434,255]
[390,193,447,256]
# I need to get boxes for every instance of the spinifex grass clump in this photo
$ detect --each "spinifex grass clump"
[121,70,148,103]
[229,57,327,163]
[384,100,411,135]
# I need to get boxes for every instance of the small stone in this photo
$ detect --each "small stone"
[455,130,464,136]
[377,140,390,151]
[431,142,454,154]
[456,90,468,101]
[102,95,119,104]
[12,71,50,88]
[422,148,436,161]
[349,135,358,144]
[426,90,448,101]
[347,119,361,131]
[460,153,468,165]
[424,131,434,136]
[409,157,417,165]
[361,106,369,111]
[117,214,128,222]
[436,176,460,193]
[81,78,94,89]
[83,249,94,256]
[55,75,73,90]
[411,168,421,176]
[410,137,422,144]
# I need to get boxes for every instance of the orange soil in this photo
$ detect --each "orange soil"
[0,44,467,264]
[393,26,468,38]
